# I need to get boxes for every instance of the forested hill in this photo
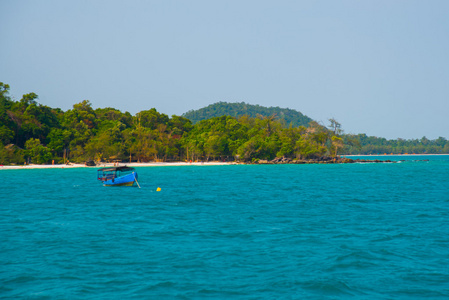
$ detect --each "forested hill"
[182,102,313,127]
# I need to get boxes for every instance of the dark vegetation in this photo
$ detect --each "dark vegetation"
[182,102,313,127]
[1,82,448,165]
[344,134,449,155]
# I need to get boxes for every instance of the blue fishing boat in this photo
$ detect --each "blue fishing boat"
[97,166,138,187]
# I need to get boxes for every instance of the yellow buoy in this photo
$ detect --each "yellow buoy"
[156,187,161,192]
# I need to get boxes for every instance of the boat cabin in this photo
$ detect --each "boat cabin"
[97,166,136,182]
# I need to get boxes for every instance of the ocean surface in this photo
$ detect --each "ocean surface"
[2,155,449,299]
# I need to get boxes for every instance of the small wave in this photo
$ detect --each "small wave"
[303,278,358,296]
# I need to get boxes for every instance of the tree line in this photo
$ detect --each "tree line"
[1,82,448,165]
[344,134,449,155]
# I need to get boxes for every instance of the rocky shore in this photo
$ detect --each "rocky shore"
[253,156,394,164]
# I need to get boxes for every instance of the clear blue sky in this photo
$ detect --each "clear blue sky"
[2,0,448,140]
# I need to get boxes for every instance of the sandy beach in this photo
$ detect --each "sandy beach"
[2,154,447,170]
[0,161,237,170]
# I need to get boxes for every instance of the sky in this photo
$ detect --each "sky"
[1,0,448,140]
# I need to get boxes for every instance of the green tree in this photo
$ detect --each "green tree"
[25,138,52,164]
[85,120,126,161]
[0,126,14,145]
[138,108,169,130]
[169,115,193,135]
[47,128,72,160]
[61,100,96,161]
[0,144,25,165]
[0,83,15,144]
[331,136,344,157]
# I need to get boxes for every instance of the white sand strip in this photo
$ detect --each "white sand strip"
[0,161,237,170]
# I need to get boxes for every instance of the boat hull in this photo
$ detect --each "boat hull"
[103,172,137,187]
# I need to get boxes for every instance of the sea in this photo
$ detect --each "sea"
[1,155,449,299]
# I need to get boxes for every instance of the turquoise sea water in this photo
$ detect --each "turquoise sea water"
[2,155,449,299]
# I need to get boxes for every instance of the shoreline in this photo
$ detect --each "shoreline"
[2,153,448,170]
[0,161,237,170]
[344,154,449,156]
